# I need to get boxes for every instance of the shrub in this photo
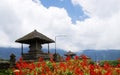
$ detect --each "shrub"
[100,60,120,67]
[0,63,10,69]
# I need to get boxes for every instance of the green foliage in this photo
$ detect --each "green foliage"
[100,60,120,66]
[0,69,13,75]
[89,61,95,65]
[66,71,73,75]
[46,61,54,70]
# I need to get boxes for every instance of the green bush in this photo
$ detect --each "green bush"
[0,63,10,69]
[100,60,120,67]
[0,69,13,75]
[89,61,95,65]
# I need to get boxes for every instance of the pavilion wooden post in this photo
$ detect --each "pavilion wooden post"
[36,40,37,51]
[21,43,23,55]
[48,43,50,54]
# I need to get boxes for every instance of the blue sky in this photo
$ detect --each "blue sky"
[40,0,88,23]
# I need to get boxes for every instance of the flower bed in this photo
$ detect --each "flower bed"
[12,56,120,75]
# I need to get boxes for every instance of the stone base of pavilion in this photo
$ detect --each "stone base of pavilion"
[22,52,50,61]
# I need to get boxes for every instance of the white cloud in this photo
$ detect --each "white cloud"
[72,0,120,18]
[0,0,73,50]
[0,0,120,52]
[71,0,120,50]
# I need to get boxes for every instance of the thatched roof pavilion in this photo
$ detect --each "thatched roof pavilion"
[64,51,76,58]
[15,30,54,61]
[79,54,91,59]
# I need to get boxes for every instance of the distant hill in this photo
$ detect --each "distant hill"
[0,47,120,61]
[81,50,120,61]
[0,47,21,60]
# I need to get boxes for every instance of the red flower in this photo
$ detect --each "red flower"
[74,67,84,75]
[29,63,35,70]
[39,57,44,62]
[45,67,50,72]
[81,54,87,59]
[116,69,120,74]
[117,64,120,67]
[89,64,95,70]
[104,70,112,75]
[41,73,45,75]
[104,62,110,70]
[19,57,23,63]
[65,56,71,61]
[36,62,41,67]
[16,63,21,69]
[59,62,67,71]
[90,70,96,75]
[19,69,23,75]
[74,56,79,60]
[14,70,20,75]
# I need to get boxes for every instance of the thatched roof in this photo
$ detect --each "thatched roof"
[15,30,55,44]
[79,54,91,59]
[64,51,76,56]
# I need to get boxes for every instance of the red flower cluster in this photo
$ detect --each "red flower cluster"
[13,56,120,75]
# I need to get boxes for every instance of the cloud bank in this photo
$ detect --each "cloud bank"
[0,0,120,52]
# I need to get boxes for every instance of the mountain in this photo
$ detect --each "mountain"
[81,50,120,61]
[0,47,21,60]
[0,47,120,61]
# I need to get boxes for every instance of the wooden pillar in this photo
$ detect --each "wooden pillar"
[21,43,23,55]
[36,40,37,51]
[48,43,50,54]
